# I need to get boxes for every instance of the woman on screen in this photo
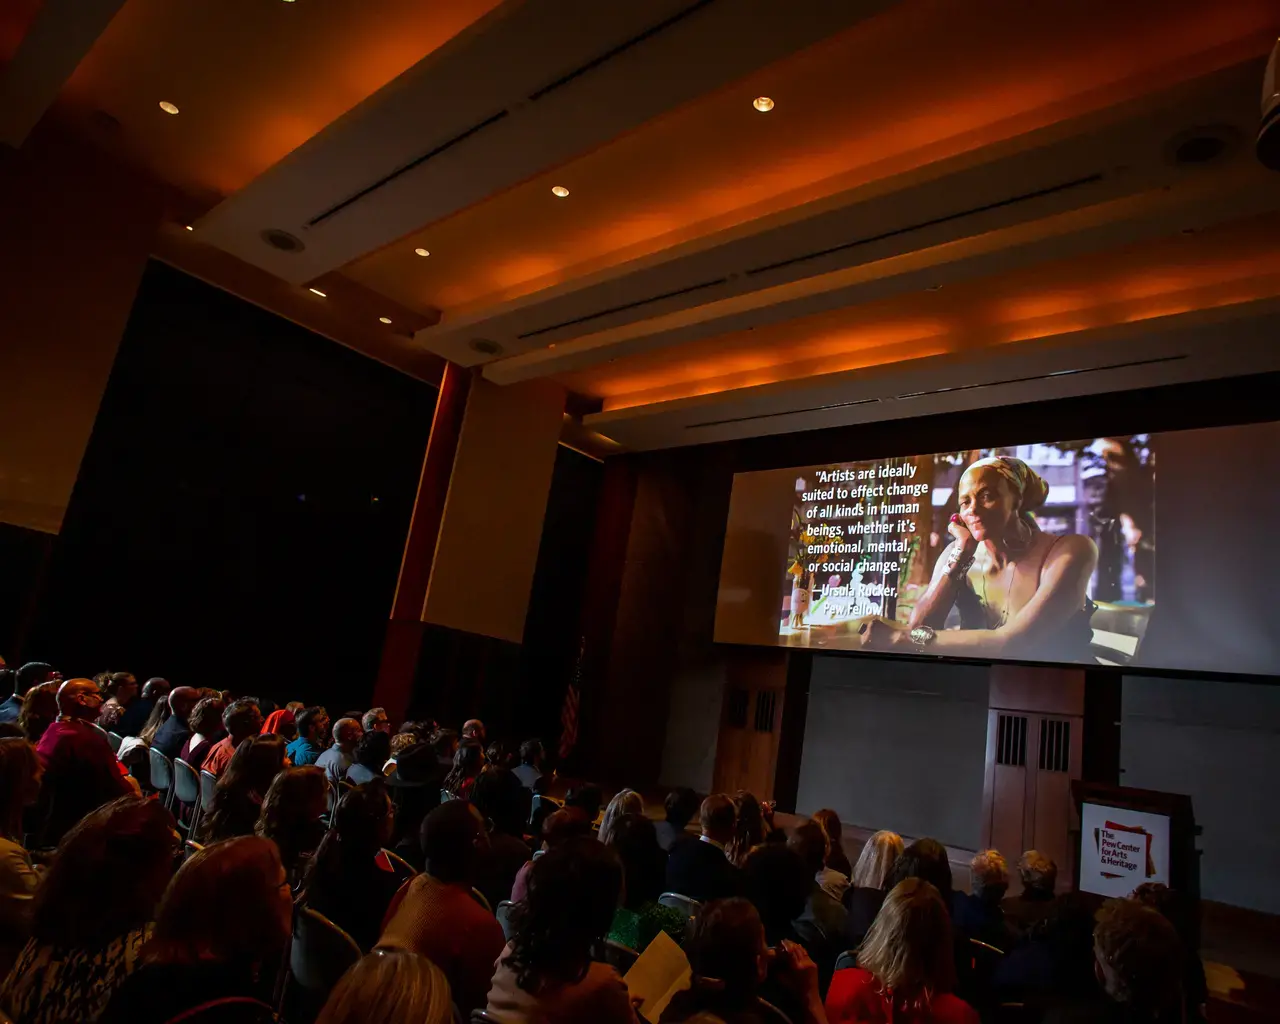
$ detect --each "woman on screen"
[860,456,1097,660]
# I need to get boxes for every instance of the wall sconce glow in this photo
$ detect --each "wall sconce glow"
[159,101,180,115]
[551,185,570,198]
[308,287,327,298]
[184,225,194,231]
[753,96,775,112]
[379,317,392,324]
[414,247,430,257]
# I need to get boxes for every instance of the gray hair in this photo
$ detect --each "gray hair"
[851,829,904,889]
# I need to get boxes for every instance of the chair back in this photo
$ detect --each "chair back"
[380,847,418,877]
[173,759,200,804]
[833,949,858,973]
[600,938,639,974]
[470,1012,499,1023]
[184,840,205,863]
[162,996,275,1023]
[149,747,175,804]
[106,731,124,754]
[959,936,1006,1016]
[288,906,360,1015]
[495,900,516,940]
[470,887,493,914]
[657,892,703,918]
[199,770,218,810]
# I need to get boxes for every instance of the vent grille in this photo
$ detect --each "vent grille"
[1038,718,1071,773]
[996,714,1027,767]
[517,277,729,340]
[725,686,749,729]
[754,690,778,733]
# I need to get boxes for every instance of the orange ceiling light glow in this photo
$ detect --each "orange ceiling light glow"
[158,101,179,114]
[414,247,430,257]
[753,96,775,111]
[379,316,392,324]
[551,185,570,198]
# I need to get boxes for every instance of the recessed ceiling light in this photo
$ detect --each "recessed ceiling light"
[753,96,775,112]
[159,101,179,115]
[309,287,327,298]
[184,225,194,231]
[414,247,430,257]
[379,316,392,324]
[551,185,570,198]
[925,284,943,291]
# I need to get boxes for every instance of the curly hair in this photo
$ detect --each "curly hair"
[1093,898,1183,1012]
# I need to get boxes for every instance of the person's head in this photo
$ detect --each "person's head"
[317,949,454,1024]
[222,698,263,745]
[1018,850,1058,897]
[430,728,459,761]
[957,456,1048,547]
[256,766,329,868]
[565,783,603,821]
[286,701,305,716]
[461,718,486,745]
[889,837,954,904]
[139,697,173,745]
[362,707,391,734]
[389,731,419,761]
[811,808,846,862]
[0,737,42,837]
[969,849,1009,903]
[599,788,643,846]
[742,843,812,943]
[664,787,700,828]
[19,680,60,743]
[685,898,770,1002]
[188,696,227,738]
[297,706,330,744]
[332,717,363,751]
[32,795,178,947]
[606,812,665,910]
[728,791,765,862]
[102,671,138,706]
[222,733,288,797]
[700,793,737,845]
[858,878,957,1009]
[56,677,104,722]
[420,800,490,884]
[443,742,484,792]
[354,729,392,772]
[168,685,200,721]
[519,738,544,768]
[14,662,56,699]
[1092,898,1184,1013]
[506,837,623,991]
[788,820,830,876]
[141,677,170,701]
[471,766,528,838]
[144,836,291,968]
[541,806,592,850]
[307,781,396,894]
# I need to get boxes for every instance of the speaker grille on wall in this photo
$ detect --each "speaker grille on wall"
[1038,718,1071,773]
[996,714,1028,767]
[754,690,778,733]
[726,686,749,729]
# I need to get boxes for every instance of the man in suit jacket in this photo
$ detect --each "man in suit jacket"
[665,793,742,902]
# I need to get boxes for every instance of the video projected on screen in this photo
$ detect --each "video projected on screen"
[779,439,1154,664]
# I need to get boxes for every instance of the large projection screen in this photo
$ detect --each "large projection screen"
[714,422,1280,675]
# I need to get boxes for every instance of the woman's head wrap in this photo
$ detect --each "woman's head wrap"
[963,456,1049,522]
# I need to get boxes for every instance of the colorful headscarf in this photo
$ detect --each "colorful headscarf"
[964,456,1049,522]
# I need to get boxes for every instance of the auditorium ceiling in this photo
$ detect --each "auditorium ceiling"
[4,0,1280,450]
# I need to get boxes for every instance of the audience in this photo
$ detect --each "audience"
[98,836,291,1023]
[0,663,57,727]
[442,741,485,799]
[789,820,848,965]
[606,812,686,951]
[727,790,770,867]
[287,706,331,766]
[471,767,534,911]
[743,842,813,950]
[362,707,391,734]
[197,733,288,845]
[656,787,700,851]
[954,849,1012,950]
[317,716,363,784]
[151,686,200,759]
[1004,850,1059,939]
[256,764,329,885]
[565,782,604,823]
[117,677,168,737]
[462,718,487,746]
[95,672,138,732]
[432,727,460,767]
[812,808,854,884]
[599,787,643,846]
[827,878,979,1024]
[347,728,392,785]
[316,949,454,1024]
[666,793,743,902]
[379,800,505,1016]
[260,707,297,740]
[511,806,592,903]
[385,740,448,867]
[34,678,138,846]
[135,694,172,748]
[1129,882,1208,1020]
[0,738,42,975]
[845,829,904,946]
[303,780,410,951]
[0,796,177,1024]
[177,695,227,771]
[18,681,59,745]
[385,730,420,774]
[200,697,264,778]
[513,738,546,791]
[484,837,638,1023]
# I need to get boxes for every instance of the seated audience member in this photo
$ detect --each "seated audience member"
[260,707,296,741]
[485,837,638,1023]
[431,727,460,767]
[348,729,392,786]
[727,791,769,867]
[842,830,910,964]
[287,706,331,767]
[256,764,329,886]
[304,781,411,951]
[513,738,546,791]
[953,849,1012,950]
[177,695,226,771]
[385,730,419,774]
[462,718,486,746]
[95,672,138,732]
[743,843,813,950]
[316,949,454,1024]
[993,891,1099,1008]
[116,677,168,737]
[34,678,138,846]
[0,663,57,726]
[812,808,854,887]
[599,788,644,846]
[826,878,979,1024]
[197,733,289,844]
[0,796,177,1024]
[656,787,700,851]
[99,836,291,1023]
[889,838,955,904]
[442,741,485,799]
[0,739,42,975]
[471,767,533,910]
[363,707,391,735]
[512,806,592,903]
[151,686,200,759]
[1129,882,1208,1020]
[200,698,264,779]
[565,782,604,824]
[386,741,448,865]
[788,821,848,989]
[18,681,59,745]
[1003,850,1059,939]
[606,813,686,951]
[666,793,743,902]
[379,801,505,1016]
[1044,899,1184,1024]
[661,897,829,1024]
[317,716,364,784]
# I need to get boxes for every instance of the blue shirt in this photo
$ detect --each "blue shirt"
[0,695,21,725]
[287,737,322,766]
[315,745,353,784]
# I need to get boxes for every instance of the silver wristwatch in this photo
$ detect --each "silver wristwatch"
[909,625,937,651]
[946,551,975,578]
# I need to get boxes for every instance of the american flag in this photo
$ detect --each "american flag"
[558,636,585,761]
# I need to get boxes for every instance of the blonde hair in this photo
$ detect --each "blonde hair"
[599,788,643,846]
[851,830,904,889]
[857,878,956,1011]
[317,949,453,1024]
